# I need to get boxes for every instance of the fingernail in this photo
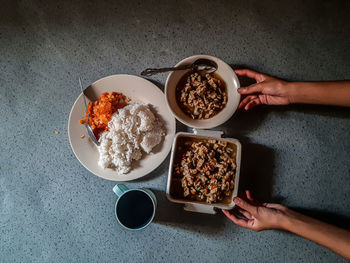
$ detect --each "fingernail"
[233,197,240,204]
[237,88,245,93]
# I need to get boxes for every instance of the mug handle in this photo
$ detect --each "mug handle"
[113,184,129,197]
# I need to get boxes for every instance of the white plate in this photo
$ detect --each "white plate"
[68,74,176,181]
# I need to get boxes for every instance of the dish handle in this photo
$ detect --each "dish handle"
[193,129,223,138]
[183,203,217,214]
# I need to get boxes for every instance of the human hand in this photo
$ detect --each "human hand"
[222,190,290,232]
[225,191,350,260]
[235,69,294,110]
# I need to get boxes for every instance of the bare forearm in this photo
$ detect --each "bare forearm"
[281,211,350,259]
[288,81,350,107]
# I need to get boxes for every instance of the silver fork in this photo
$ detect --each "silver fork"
[79,77,99,145]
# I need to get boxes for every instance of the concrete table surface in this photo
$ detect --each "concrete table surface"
[1,0,350,262]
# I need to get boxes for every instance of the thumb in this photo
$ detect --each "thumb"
[238,83,264,95]
[234,197,257,214]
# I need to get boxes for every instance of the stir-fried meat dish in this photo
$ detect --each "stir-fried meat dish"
[176,72,227,120]
[173,139,236,203]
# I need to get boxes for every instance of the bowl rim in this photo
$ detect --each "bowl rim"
[164,54,240,129]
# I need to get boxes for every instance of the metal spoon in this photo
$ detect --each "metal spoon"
[141,58,218,77]
[79,77,99,146]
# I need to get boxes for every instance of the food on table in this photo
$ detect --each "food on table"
[176,72,227,119]
[79,92,129,138]
[173,138,236,203]
[98,103,165,174]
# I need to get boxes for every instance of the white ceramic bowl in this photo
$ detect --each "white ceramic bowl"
[166,131,241,214]
[165,55,240,129]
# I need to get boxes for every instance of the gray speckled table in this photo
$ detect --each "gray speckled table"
[1,0,350,262]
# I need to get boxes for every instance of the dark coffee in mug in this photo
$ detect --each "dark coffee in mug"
[116,190,154,229]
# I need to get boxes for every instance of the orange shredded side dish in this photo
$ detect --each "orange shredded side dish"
[79,92,129,137]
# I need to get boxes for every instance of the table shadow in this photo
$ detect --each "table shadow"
[234,137,278,203]
[273,103,350,121]
[290,207,350,231]
[151,189,229,236]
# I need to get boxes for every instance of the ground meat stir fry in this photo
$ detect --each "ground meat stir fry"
[176,72,227,119]
[174,139,236,203]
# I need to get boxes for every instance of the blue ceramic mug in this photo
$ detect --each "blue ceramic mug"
[113,184,157,230]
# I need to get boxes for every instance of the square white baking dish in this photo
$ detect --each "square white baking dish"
[166,129,241,214]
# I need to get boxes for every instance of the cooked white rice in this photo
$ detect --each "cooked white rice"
[97,103,165,174]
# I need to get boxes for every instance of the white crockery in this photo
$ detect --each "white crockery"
[166,131,241,214]
[68,75,176,181]
[165,55,240,129]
